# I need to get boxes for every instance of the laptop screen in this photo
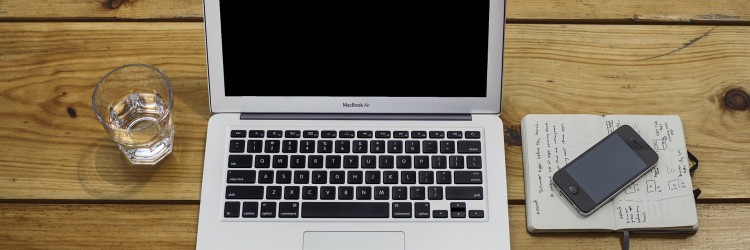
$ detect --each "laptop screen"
[219,1,490,98]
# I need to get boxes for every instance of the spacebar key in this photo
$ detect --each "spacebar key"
[301,202,389,218]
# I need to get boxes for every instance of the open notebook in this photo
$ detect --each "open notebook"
[521,114,698,233]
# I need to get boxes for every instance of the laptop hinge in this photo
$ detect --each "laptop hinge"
[239,113,472,121]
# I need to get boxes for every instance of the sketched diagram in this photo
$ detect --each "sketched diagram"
[652,136,668,150]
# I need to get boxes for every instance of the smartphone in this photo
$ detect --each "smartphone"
[552,125,659,216]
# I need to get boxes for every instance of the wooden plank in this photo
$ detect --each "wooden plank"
[0,23,209,200]
[0,0,749,23]
[0,203,747,249]
[507,0,750,23]
[1,23,749,201]
[501,24,750,201]
[0,0,203,20]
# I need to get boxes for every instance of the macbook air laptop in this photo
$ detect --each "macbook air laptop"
[197,1,510,249]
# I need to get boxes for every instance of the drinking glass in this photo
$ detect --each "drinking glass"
[92,64,174,165]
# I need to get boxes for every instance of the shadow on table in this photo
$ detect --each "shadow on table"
[76,139,161,199]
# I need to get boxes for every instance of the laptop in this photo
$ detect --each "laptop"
[196,1,510,249]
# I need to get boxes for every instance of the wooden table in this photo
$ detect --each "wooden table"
[1,1,748,249]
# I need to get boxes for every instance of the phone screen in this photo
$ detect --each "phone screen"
[563,134,648,204]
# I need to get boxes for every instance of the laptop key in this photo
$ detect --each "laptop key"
[317,140,333,153]
[428,186,444,200]
[379,155,394,169]
[436,171,451,184]
[311,171,327,184]
[419,171,434,184]
[422,140,438,153]
[396,156,411,169]
[229,140,244,153]
[285,130,301,138]
[301,202,389,218]
[224,202,240,218]
[267,130,283,138]
[258,170,274,183]
[375,131,391,138]
[466,156,482,169]
[278,202,299,218]
[393,131,409,138]
[284,186,300,199]
[361,155,376,168]
[227,170,255,183]
[440,141,455,154]
[411,131,427,138]
[347,171,363,184]
[255,155,270,168]
[383,171,398,184]
[320,186,336,200]
[242,202,258,218]
[276,170,292,184]
[449,156,464,169]
[308,155,323,168]
[352,140,368,153]
[330,171,345,184]
[447,131,463,139]
[370,140,385,153]
[457,141,482,154]
[410,186,425,200]
[272,155,288,168]
[300,140,315,153]
[392,186,407,200]
[321,130,337,138]
[264,140,280,153]
[469,210,485,218]
[294,170,310,184]
[365,171,381,184]
[230,130,246,138]
[339,130,355,138]
[303,130,319,138]
[228,155,252,168]
[338,186,354,200]
[343,155,358,168]
[388,140,403,153]
[290,155,306,168]
[446,187,483,200]
[247,140,262,153]
[401,171,416,184]
[429,131,445,139]
[415,202,430,218]
[249,130,264,138]
[326,155,341,168]
[405,141,420,153]
[392,202,412,218]
[266,186,282,199]
[431,156,447,169]
[454,171,483,184]
[302,186,318,200]
[357,131,373,138]
[260,202,276,218]
[465,131,481,139]
[226,186,263,199]
[335,140,350,153]
[414,156,429,169]
[433,210,448,218]
[356,186,372,200]
[282,140,298,153]
[374,186,389,200]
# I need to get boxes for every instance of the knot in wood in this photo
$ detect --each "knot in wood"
[504,126,522,146]
[723,88,749,111]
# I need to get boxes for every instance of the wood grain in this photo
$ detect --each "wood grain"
[0,23,209,200]
[1,23,749,201]
[0,0,749,24]
[507,0,750,23]
[0,203,747,249]
[0,0,203,20]
[501,24,750,201]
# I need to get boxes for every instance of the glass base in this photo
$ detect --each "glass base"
[117,133,173,165]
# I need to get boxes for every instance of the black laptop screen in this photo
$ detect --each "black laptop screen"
[219,1,490,97]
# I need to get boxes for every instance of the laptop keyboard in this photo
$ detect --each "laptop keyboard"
[222,128,487,220]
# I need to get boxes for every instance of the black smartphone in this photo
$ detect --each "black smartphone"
[552,125,659,216]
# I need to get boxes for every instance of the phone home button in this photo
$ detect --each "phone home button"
[568,186,579,195]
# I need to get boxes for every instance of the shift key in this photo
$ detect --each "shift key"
[446,187,483,200]
[226,186,263,199]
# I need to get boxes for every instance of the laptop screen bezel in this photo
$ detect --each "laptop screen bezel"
[203,0,505,114]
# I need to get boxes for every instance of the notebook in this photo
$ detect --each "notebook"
[521,114,698,233]
[196,1,511,249]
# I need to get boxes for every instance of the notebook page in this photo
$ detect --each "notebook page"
[604,115,698,230]
[522,114,613,231]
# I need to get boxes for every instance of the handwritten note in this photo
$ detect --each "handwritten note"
[605,115,697,229]
[522,114,698,232]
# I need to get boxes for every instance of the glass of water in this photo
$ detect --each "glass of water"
[92,64,174,165]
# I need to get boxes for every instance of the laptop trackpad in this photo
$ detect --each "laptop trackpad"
[303,232,404,250]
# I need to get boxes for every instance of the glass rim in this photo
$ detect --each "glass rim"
[92,64,174,132]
